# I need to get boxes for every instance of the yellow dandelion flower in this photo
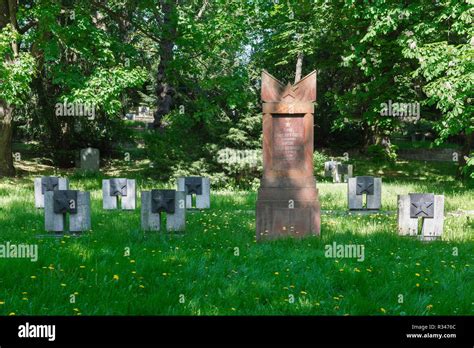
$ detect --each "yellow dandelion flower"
[30,276,37,279]
[0,301,4,305]
[300,291,307,295]
[415,273,420,277]
[60,283,66,287]
[416,283,420,287]
[9,312,15,316]
[380,308,386,313]
[113,275,119,281]
[426,304,433,310]
[130,260,136,263]
[274,272,279,275]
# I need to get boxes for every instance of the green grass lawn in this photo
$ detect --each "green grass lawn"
[0,159,472,316]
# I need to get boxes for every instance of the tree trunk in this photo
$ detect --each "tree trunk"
[153,0,178,128]
[458,132,474,179]
[0,0,18,176]
[0,101,15,176]
[294,52,303,84]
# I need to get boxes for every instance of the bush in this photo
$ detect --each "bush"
[313,150,330,172]
[367,144,398,163]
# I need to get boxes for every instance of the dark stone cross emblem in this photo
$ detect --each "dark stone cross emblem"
[110,179,128,196]
[185,177,203,195]
[41,177,59,194]
[53,190,78,214]
[151,190,175,214]
[409,193,435,218]
[356,176,375,195]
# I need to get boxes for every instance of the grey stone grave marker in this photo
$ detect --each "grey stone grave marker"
[45,190,91,232]
[397,193,444,240]
[348,176,382,210]
[324,161,353,183]
[34,176,69,208]
[80,147,100,171]
[141,189,186,231]
[177,177,211,209]
[102,178,136,210]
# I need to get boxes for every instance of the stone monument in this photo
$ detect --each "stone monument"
[177,177,211,209]
[141,189,186,231]
[34,176,69,208]
[102,178,136,210]
[348,176,382,210]
[44,190,91,232]
[256,70,320,240]
[397,193,444,240]
[80,148,100,171]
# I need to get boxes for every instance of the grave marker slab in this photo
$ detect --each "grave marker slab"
[398,193,444,240]
[324,161,353,183]
[256,70,320,240]
[45,190,91,233]
[348,176,382,210]
[102,179,136,210]
[177,177,211,209]
[80,147,100,171]
[34,177,69,208]
[141,190,185,231]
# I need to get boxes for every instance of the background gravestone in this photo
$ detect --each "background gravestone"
[324,161,353,183]
[177,177,211,209]
[348,176,382,210]
[80,148,100,171]
[102,178,136,210]
[141,190,186,231]
[44,190,91,232]
[398,193,444,240]
[256,70,320,240]
[34,176,69,208]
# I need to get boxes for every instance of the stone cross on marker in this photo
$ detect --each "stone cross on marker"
[177,177,211,209]
[141,189,186,231]
[398,193,444,240]
[348,176,382,210]
[34,176,69,208]
[256,70,321,240]
[44,190,91,233]
[102,178,136,210]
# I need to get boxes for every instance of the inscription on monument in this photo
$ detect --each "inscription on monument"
[272,115,304,170]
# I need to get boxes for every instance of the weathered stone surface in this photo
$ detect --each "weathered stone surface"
[166,191,186,231]
[256,70,320,240]
[141,190,185,231]
[398,193,444,240]
[103,179,136,210]
[348,176,381,210]
[34,177,69,208]
[45,190,90,232]
[53,190,78,214]
[69,192,91,232]
[151,189,175,214]
[80,147,100,171]
[177,177,211,209]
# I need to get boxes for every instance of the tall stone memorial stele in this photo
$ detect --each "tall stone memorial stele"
[256,70,321,241]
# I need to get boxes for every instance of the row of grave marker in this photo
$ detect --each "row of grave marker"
[346,175,444,241]
[34,174,444,242]
[34,176,210,233]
